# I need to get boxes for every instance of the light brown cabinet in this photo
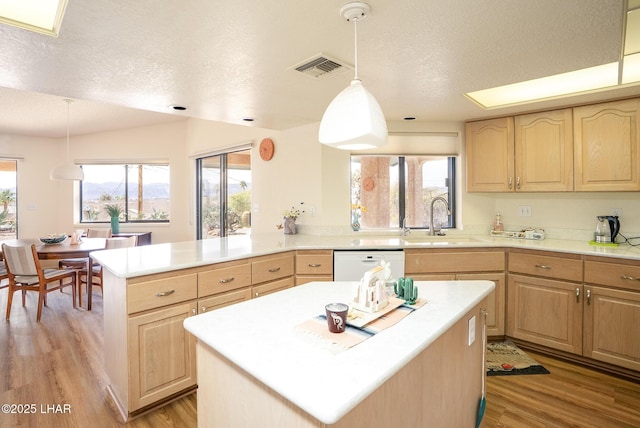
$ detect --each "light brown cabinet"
[583,257,640,371]
[405,248,506,336]
[295,250,333,285]
[251,251,295,298]
[465,117,514,192]
[574,98,640,191]
[507,250,584,354]
[466,109,573,192]
[127,300,197,411]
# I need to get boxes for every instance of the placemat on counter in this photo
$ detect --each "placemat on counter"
[294,298,426,354]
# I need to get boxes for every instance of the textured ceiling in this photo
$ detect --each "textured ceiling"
[0,0,637,138]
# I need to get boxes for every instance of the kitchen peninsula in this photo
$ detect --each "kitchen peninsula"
[183,280,494,427]
[91,232,640,421]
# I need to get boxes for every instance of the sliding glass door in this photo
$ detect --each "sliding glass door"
[197,148,251,239]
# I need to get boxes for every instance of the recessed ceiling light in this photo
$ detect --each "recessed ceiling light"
[170,105,187,111]
[0,0,68,37]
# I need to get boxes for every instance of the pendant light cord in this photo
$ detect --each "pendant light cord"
[66,99,71,161]
[353,17,359,80]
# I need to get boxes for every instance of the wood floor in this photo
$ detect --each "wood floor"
[0,288,638,427]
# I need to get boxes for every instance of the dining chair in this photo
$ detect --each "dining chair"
[2,243,77,322]
[58,228,113,270]
[78,235,137,305]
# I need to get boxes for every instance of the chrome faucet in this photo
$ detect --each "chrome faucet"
[401,216,411,236]
[429,196,450,236]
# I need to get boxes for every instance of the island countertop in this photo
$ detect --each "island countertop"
[183,280,494,424]
[90,232,640,279]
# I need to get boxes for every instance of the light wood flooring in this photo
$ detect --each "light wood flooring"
[0,288,638,427]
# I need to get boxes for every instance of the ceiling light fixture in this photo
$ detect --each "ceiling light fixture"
[318,1,387,150]
[50,99,84,181]
[0,0,68,37]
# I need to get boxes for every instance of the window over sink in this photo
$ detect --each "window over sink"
[350,155,456,231]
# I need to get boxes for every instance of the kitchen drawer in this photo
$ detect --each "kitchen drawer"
[295,275,334,286]
[404,249,505,274]
[128,273,198,314]
[198,288,252,314]
[508,250,582,282]
[584,258,640,292]
[252,277,294,298]
[198,260,252,297]
[296,250,333,275]
[252,252,294,284]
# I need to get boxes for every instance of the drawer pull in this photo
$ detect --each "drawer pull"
[621,274,639,281]
[219,277,235,284]
[535,264,552,270]
[575,287,580,303]
[156,290,176,297]
[268,267,281,273]
[308,263,322,268]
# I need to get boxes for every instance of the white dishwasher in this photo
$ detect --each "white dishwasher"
[333,250,405,281]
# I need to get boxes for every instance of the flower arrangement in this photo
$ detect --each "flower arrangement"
[104,204,123,219]
[283,202,305,220]
[351,203,367,231]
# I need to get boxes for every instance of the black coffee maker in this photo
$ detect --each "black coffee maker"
[595,215,621,243]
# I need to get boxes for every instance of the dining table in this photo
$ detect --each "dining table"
[1,237,107,310]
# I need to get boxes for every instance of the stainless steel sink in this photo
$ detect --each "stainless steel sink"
[401,236,489,246]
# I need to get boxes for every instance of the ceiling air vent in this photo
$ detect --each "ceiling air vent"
[291,53,352,78]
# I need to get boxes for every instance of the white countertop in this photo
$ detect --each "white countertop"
[183,280,495,424]
[91,232,640,279]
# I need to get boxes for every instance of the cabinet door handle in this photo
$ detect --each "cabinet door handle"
[268,267,281,273]
[586,289,591,305]
[535,264,552,270]
[156,290,176,297]
[308,263,321,268]
[621,274,639,281]
[201,305,206,313]
[219,277,235,283]
[191,308,196,315]
[254,291,260,297]
[575,287,580,303]
[508,177,513,189]
[516,176,521,189]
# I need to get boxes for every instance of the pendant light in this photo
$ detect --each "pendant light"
[50,99,84,181]
[318,1,387,150]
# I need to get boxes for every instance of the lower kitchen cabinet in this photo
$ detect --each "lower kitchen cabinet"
[405,249,506,336]
[583,257,640,371]
[507,274,583,354]
[252,276,294,298]
[127,301,198,411]
[295,250,333,285]
[198,288,252,313]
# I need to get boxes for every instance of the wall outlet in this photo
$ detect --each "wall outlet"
[468,316,476,346]
[518,206,532,217]
[610,208,622,217]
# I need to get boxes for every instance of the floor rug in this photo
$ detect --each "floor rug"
[486,341,550,376]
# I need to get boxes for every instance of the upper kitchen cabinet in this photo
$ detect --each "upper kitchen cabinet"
[514,109,574,192]
[466,111,574,192]
[466,117,514,192]
[574,98,640,191]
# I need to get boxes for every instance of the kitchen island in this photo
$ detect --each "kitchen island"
[183,280,494,427]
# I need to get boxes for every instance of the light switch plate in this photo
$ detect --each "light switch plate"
[468,316,476,346]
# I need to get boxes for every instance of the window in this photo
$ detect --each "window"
[197,148,251,238]
[80,164,170,223]
[350,155,456,231]
[0,160,17,241]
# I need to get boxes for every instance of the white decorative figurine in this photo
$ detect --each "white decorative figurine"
[353,260,393,313]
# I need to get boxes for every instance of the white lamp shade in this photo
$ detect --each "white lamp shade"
[319,79,388,150]
[50,161,84,180]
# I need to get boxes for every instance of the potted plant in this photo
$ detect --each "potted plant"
[104,204,123,234]
[282,202,304,235]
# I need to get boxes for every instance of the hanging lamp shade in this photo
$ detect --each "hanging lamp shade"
[50,99,84,181]
[318,78,387,150]
[318,2,387,150]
